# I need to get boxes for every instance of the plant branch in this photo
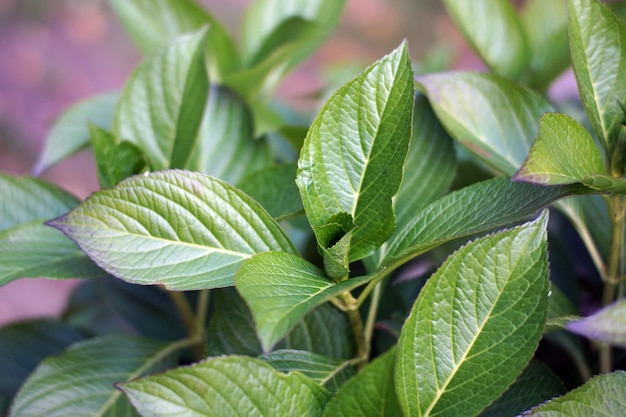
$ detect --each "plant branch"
[364,282,383,351]
[340,291,368,369]
[168,290,205,360]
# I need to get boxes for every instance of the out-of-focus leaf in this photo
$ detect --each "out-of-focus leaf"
[566,298,626,347]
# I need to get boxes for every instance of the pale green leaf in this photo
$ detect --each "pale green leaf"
[395,213,550,417]
[113,28,209,171]
[0,174,78,231]
[33,92,119,175]
[296,43,414,262]
[259,349,355,394]
[323,347,401,417]
[443,0,529,79]
[119,355,331,417]
[49,170,296,291]
[477,361,565,417]
[522,371,626,416]
[515,113,605,185]
[520,0,570,90]
[187,85,271,184]
[235,251,370,351]
[90,126,146,189]
[0,220,105,285]
[566,298,626,347]
[9,335,179,417]
[417,71,553,175]
[568,0,626,153]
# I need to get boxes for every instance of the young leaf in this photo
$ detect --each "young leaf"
[515,113,605,185]
[566,298,626,348]
[32,92,119,176]
[0,174,79,231]
[236,251,370,351]
[113,28,209,171]
[568,0,626,154]
[49,170,297,291]
[259,349,356,394]
[417,71,553,175]
[322,347,401,417]
[522,371,626,416]
[395,212,550,417]
[8,335,178,417]
[296,43,414,262]
[443,0,529,79]
[187,85,271,184]
[477,361,566,417]
[89,126,146,189]
[119,356,331,417]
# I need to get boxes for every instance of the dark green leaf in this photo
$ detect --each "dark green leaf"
[545,284,579,333]
[119,355,331,417]
[566,298,626,347]
[113,28,209,170]
[49,170,297,291]
[296,43,414,262]
[9,335,179,417]
[32,92,119,175]
[443,0,529,79]
[395,213,549,417]
[323,347,401,417]
[522,371,626,416]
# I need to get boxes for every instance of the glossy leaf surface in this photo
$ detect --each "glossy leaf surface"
[120,355,331,417]
[50,171,296,290]
[395,213,549,417]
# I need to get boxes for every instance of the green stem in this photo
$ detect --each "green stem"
[169,291,204,360]
[340,292,368,369]
[195,289,210,336]
[364,282,382,351]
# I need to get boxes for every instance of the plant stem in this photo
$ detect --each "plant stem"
[340,291,368,369]
[169,291,205,359]
[195,289,210,336]
[364,282,382,351]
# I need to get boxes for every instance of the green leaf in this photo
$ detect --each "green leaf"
[383,176,587,268]
[49,170,297,291]
[113,28,209,171]
[417,71,553,175]
[296,43,414,262]
[9,335,179,417]
[515,113,605,185]
[545,284,579,333]
[259,349,355,394]
[566,298,626,347]
[119,355,331,417]
[0,320,85,410]
[32,92,119,175]
[0,174,78,231]
[187,85,271,184]
[568,0,626,154]
[90,126,146,189]
[236,251,370,351]
[579,174,626,194]
[522,371,626,416]
[238,164,303,220]
[395,212,550,417]
[477,361,566,417]
[323,347,401,417]
[520,0,570,90]
[443,0,529,79]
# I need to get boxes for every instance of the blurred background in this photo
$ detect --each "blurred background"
[0,0,571,324]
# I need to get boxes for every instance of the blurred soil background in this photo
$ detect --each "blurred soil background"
[0,0,572,325]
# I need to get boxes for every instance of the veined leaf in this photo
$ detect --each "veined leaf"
[522,371,626,416]
[323,347,401,417]
[515,113,605,185]
[417,71,553,175]
[0,174,78,231]
[32,92,119,176]
[566,298,626,348]
[259,349,355,394]
[89,126,146,189]
[477,361,565,417]
[443,0,529,79]
[236,251,370,351]
[395,213,550,417]
[296,43,414,262]
[568,0,626,154]
[187,85,271,184]
[49,170,297,291]
[383,176,586,268]
[9,335,178,417]
[113,28,209,171]
[119,355,331,417]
